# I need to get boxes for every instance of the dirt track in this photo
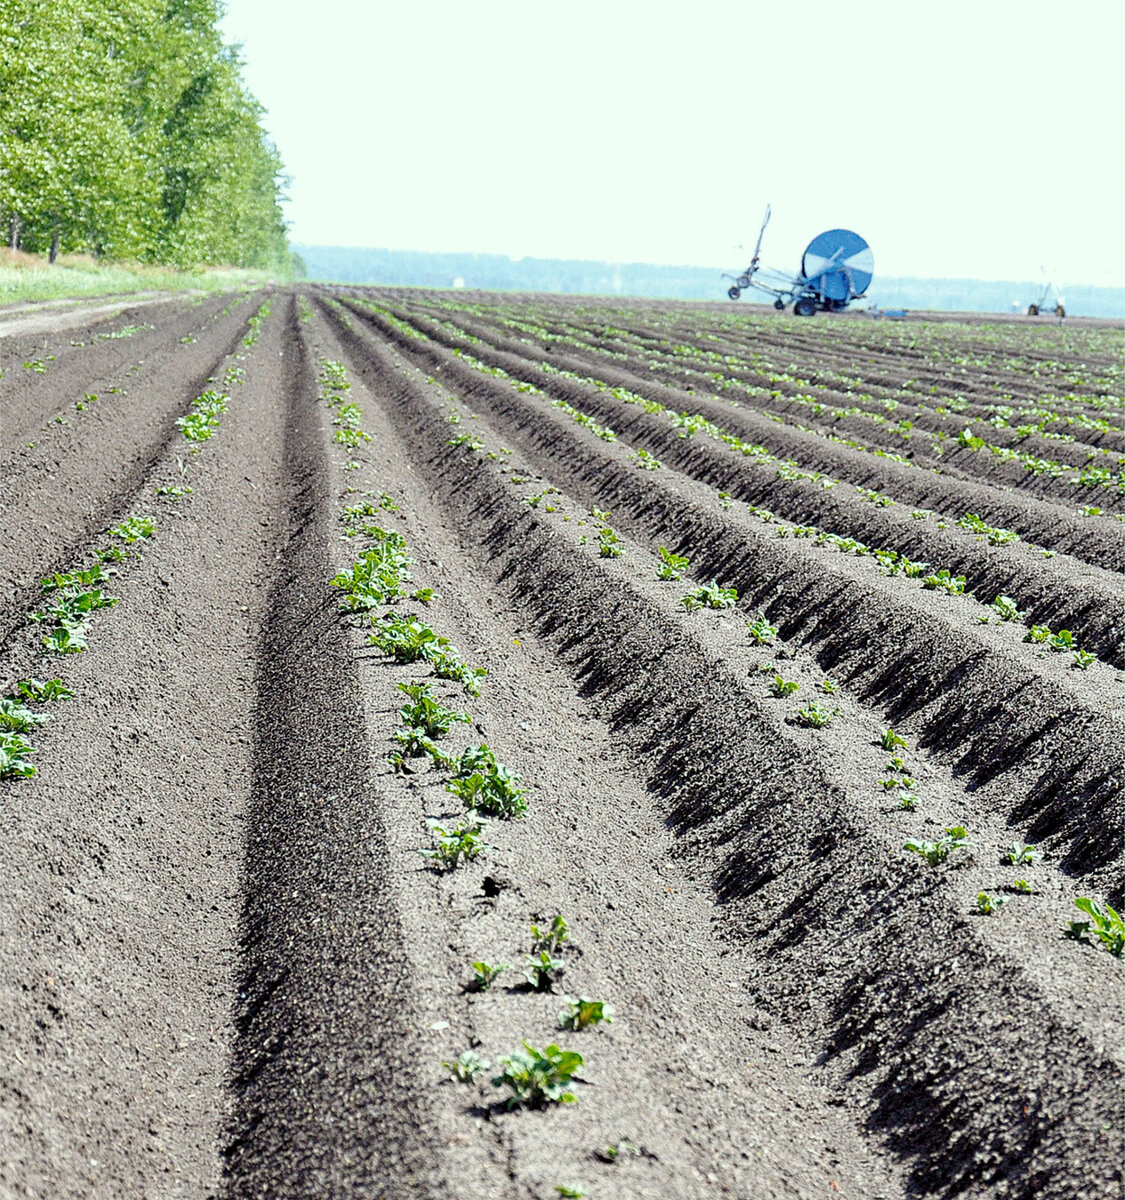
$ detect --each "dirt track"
[1,289,1122,1200]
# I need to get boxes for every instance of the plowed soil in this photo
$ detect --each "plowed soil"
[1,289,1122,1200]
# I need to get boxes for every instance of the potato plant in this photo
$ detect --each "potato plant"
[492,1042,583,1108]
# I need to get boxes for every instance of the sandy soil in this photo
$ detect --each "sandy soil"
[1,288,1122,1200]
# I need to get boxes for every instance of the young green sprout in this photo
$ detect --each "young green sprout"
[13,678,72,703]
[656,546,690,581]
[976,892,1008,916]
[492,1042,584,1108]
[524,950,565,993]
[818,678,840,694]
[1006,841,1044,867]
[0,732,37,778]
[443,1050,490,1084]
[598,525,624,558]
[770,674,799,698]
[990,595,1026,622]
[793,702,838,728]
[904,825,971,866]
[631,447,662,470]
[471,961,510,991]
[746,613,778,645]
[880,728,907,751]
[530,914,570,953]
[558,996,614,1031]
[1065,898,1125,956]
[681,582,738,611]
[422,816,490,869]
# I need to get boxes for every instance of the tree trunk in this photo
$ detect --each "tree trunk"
[49,228,60,264]
[8,215,19,250]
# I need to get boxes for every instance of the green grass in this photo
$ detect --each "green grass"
[0,252,283,306]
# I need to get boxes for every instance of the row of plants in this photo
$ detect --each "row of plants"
[499,438,1122,965]
[428,301,1124,515]
[2,294,271,782]
[423,297,1116,466]
[315,347,625,1195]
[392,303,1121,554]
[411,326,1108,674]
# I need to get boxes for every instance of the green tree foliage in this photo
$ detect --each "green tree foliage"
[0,0,289,269]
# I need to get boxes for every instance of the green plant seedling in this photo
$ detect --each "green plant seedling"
[631,447,662,470]
[1012,879,1033,894]
[793,702,838,728]
[13,678,72,703]
[990,595,1026,622]
[0,732,37,778]
[818,679,840,694]
[42,623,89,654]
[368,615,449,663]
[447,762,528,819]
[598,525,624,557]
[471,961,510,991]
[1024,624,1053,645]
[1072,649,1096,670]
[746,613,778,644]
[558,996,614,1031]
[524,950,565,993]
[396,682,469,741]
[1066,898,1124,956]
[656,546,690,581]
[770,674,799,698]
[717,491,733,509]
[492,1042,583,1107]
[598,1141,644,1163]
[1048,629,1075,653]
[524,487,560,508]
[109,515,156,543]
[904,825,971,866]
[1006,841,1044,867]
[0,699,50,734]
[885,756,906,772]
[681,581,738,611]
[429,650,487,696]
[555,1186,587,1199]
[444,1050,490,1084]
[880,728,907,750]
[422,816,490,869]
[530,914,569,954]
[899,793,917,811]
[976,892,1008,916]
[922,569,967,595]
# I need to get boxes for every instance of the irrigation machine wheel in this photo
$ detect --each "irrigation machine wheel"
[727,286,741,301]
[1028,304,1039,316]
[794,296,817,317]
[774,298,785,310]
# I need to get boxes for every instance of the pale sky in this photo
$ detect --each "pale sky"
[220,1,1124,286]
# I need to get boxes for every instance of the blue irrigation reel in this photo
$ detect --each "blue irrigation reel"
[724,206,873,315]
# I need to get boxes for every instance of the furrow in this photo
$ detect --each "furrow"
[323,305,1125,1200]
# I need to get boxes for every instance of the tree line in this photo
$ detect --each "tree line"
[0,0,291,270]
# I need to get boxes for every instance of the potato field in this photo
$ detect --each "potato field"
[1,287,1122,1200]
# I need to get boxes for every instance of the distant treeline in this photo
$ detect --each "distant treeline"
[297,245,1125,319]
[0,0,291,270]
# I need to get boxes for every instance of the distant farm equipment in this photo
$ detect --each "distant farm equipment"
[1027,278,1065,318]
[724,206,873,315]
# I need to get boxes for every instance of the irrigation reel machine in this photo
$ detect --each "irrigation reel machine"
[724,205,874,316]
